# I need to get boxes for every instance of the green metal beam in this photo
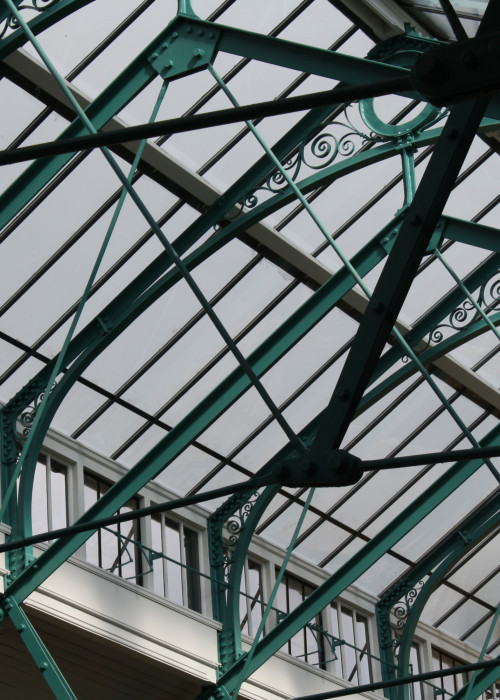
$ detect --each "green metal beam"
[361,309,500,415]
[0,0,97,61]
[203,423,500,698]
[4,210,406,604]
[8,131,417,544]
[290,659,500,700]
[311,96,489,457]
[4,598,77,699]
[443,216,500,254]
[451,660,500,700]
[377,490,500,698]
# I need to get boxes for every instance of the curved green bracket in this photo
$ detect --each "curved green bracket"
[361,308,500,415]
[208,484,280,672]
[199,423,500,700]
[376,490,500,700]
[5,132,414,554]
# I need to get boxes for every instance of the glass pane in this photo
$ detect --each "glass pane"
[32,456,48,535]
[247,559,263,637]
[50,459,67,531]
[165,519,183,606]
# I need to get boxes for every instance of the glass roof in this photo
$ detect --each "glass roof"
[0,0,499,668]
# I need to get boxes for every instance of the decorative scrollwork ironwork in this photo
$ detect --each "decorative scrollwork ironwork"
[404,269,500,361]
[245,107,373,207]
[0,0,61,40]
[222,490,261,580]
[212,90,446,236]
[389,579,425,657]
[16,382,56,441]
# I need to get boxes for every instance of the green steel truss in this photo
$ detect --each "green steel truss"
[0,0,499,698]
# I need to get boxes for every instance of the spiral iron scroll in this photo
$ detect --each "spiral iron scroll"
[222,490,261,580]
[404,269,500,362]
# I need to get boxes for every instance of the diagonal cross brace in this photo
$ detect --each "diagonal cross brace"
[4,598,77,699]
[310,96,490,458]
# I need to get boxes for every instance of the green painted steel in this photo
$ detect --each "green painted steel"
[209,485,280,671]
[451,659,500,700]
[376,489,500,700]
[0,10,418,230]
[2,118,473,535]
[4,598,77,699]
[5,96,433,578]
[362,256,500,412]
[3,209,406,604]
[5,119,402,550]
[201,422,500,698]
[0,0,97,61]
[0,12,215,231]
[311,97,488,458]
[289,659,500,700]
[0,6,499,698]
[443,216,500,253]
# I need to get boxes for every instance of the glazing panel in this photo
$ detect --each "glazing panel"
[151,444,220,495]
[422,586,463,627]
[280,0,352,47]
[78,403,150,458]
[165,519,183,606]
[448,536,500,592]
[50,383,109,438]
[258,501,317,550]
[393,466,498,560]
[32,456,48,535]
[50,459,68,530]
[294,520,350,567]
[439,598,491,639]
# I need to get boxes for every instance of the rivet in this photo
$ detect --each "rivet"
[40,662,48,671]
[447,128,459,141]
[197,29,204,36]
[193,48,205,59]
[338,388,351,401]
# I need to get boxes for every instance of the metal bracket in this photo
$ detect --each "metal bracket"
[272,448,363,488]
[147,18,221,80]
[96,314,113,334]
[426,218,445,254]
[457,528,472,545]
